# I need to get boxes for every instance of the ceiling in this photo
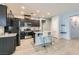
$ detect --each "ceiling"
[5,3,79,18]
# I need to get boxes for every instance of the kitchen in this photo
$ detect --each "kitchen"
[1,3,79,55]
[0,4,52,55]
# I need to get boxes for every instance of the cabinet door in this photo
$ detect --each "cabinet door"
[0,5,7,26]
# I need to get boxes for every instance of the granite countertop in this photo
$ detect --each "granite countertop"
[0,33,17,38]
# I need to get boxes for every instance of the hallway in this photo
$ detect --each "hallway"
[13,38,79,55]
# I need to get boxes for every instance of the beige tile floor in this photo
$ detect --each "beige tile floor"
[13,38,79,55]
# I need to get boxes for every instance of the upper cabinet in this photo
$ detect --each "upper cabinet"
[0,5,7,26]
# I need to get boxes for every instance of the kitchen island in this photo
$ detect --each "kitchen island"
[35,31,52,46]
[0,33,17,55]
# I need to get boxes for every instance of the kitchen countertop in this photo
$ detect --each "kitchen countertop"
[0,33,17,38]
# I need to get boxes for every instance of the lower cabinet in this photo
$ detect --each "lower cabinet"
[0,36,16,55]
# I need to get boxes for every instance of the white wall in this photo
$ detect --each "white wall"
[59,10,79,39]
[51,16,59,38]
[43,18,51,31]
[59,14,71,40]
[47,10,79,40]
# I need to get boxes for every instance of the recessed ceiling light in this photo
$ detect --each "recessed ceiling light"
[47,12,50,15]
[33,13,36,16]
[36,10,40,13]
[21,6,25,10]
[21,11,24,15]
[42,16,45,18]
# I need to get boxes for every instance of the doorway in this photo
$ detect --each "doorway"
[70,16,79,38]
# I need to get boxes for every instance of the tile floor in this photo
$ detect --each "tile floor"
[13,38,79,55]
